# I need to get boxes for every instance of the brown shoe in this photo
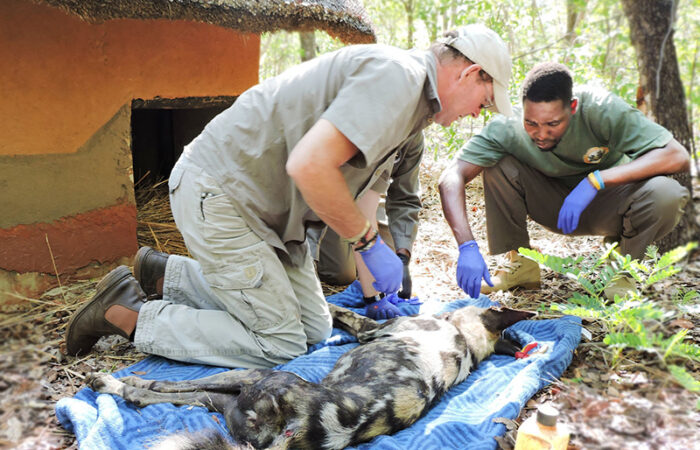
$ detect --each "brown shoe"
[603,275,638,301]
[133,246,169,299]
[65,266,146,356]
[481,250,541,294]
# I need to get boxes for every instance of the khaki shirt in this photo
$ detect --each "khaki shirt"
[183,45,440,266]
[384,131,423,252]
[458,86,673,187]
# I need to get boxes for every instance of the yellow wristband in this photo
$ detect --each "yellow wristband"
[587,172,601,190]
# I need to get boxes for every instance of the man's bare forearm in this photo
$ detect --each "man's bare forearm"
[287,119,368,239]
[600,138,690,187]
[438,160,484,245]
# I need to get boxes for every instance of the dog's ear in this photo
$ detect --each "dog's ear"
[479,307,536,333]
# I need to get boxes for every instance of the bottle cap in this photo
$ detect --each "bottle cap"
[536,404,559,427]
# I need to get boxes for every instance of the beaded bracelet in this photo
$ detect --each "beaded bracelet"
[354,228,379,253]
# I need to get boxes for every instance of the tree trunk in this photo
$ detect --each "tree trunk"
[620,0,698,252]
[565,0,585,45]
[299,31,316,62]
[403,0,414,48]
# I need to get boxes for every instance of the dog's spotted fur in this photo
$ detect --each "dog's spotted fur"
[88,304,534,449]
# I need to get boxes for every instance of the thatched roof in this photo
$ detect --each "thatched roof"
[38,0,376,44]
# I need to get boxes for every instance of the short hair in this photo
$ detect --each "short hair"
[521,62,573,104]
[430,30,493,82]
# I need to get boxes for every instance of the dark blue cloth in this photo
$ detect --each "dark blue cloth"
[56,281,581,449]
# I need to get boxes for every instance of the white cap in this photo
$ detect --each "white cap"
[438,24,513,116]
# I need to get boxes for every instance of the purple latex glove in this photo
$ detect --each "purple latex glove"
[457,240,492,298]
[365,295,402,320]
[359,235,403,294]
[557,177,598,234]
[386,292,421,306]
[387,292,422,315]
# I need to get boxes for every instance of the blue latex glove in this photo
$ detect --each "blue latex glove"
[365,295,402,320]
[557,177,598,234]
[456,240,493,298]
[359,235,403,294]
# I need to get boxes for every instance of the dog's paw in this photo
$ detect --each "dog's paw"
[87,372,125,396]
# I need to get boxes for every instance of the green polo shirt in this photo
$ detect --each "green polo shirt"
[458,86,673,187]
[184,45,440,266]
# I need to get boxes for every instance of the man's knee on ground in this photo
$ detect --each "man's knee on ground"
[304,311,333,345]
[258,324,310,362]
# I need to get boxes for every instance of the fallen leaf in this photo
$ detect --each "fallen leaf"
[583,400,610,418]
[607,386,620,397]
[669,318,694,329]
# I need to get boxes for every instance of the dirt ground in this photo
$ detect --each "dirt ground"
[1,157,699,449]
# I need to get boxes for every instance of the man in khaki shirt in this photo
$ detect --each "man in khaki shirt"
[66,25,514,368]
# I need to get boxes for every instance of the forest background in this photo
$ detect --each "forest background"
[2,1,698,448]
[260,0,699,162]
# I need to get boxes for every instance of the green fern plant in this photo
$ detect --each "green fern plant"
[520,242,699,394]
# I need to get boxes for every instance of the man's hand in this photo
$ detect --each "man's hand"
[358,235,403,294]
[456,240,492,298]
[557,177,598,234]
[396,252,412,299]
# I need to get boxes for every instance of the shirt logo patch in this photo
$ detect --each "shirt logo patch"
[583,146,609,164]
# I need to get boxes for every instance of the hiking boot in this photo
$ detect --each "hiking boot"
[133,246,170,299]
[481,250,541,294]
[65,266,146,356]
[603,275,638,301]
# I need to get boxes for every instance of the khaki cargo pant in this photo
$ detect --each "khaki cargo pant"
[133,156,332,368]
[483,155,689,259]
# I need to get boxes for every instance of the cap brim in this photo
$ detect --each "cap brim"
[490,81,513,116]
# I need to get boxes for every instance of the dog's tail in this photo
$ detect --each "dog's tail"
[152,429,253,450]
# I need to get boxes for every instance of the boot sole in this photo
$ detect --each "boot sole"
[65,266,133,355]
[481,281,541,294]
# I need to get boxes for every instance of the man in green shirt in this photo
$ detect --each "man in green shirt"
[439,62,689,299]
[66,25,513,368]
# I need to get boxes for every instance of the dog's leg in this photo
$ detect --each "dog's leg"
[87,372,233,412]
[328,303,378,338]
[117,369,269,395]
[494,336,521,357]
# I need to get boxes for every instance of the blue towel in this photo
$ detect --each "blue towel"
[56,282,581,449]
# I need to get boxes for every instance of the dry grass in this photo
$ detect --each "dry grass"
[0,153,698,449]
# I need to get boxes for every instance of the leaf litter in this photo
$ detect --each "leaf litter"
[0,159,698,449]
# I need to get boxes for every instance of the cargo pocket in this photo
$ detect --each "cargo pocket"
[202,242,287,332]
[168,164,185,195]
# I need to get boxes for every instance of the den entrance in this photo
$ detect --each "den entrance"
[130,96,235,253]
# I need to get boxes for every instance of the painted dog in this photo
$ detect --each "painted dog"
[87,303,535,449]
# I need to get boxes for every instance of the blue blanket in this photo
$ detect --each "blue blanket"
[56,282,581,449]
